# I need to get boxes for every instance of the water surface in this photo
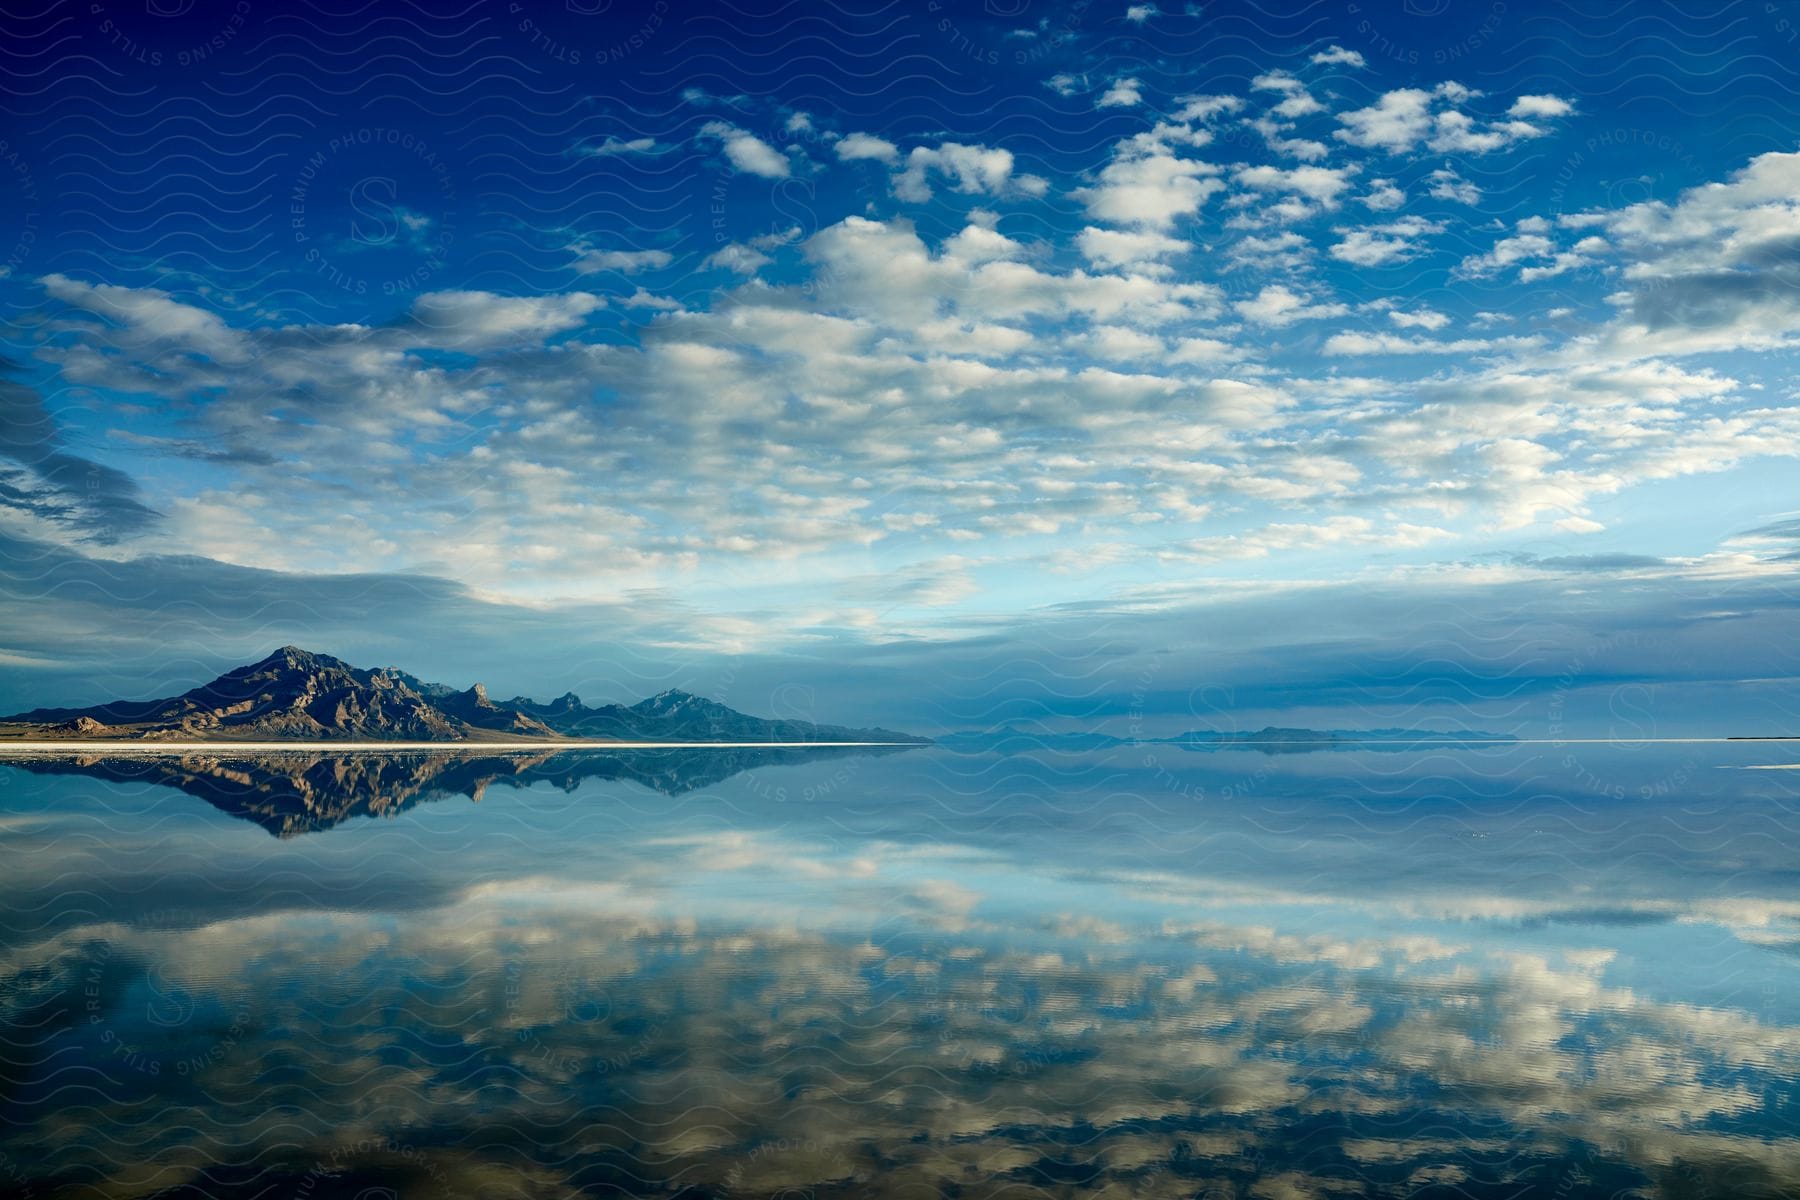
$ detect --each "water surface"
[2,741,1797,1197]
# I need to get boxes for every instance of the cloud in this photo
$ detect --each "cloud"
[1328,216,1442,266]
[581,136,658,157]
[1360,178,1405,210]
[834,132,899,164]
[1389,307,1450,330]
[1230,164,1359,225]
[408,290,604,346]
[570,246,674,274]
[1454,221,1605,280]
[1077,149,1222,228]
[1233,284,1350,326]
[1426,166,1480,204]
[41,274,249,363]
[1097,76,1143,108]
[1309,44,1366,68]
[1320,331,1504,355]
[1335,84,1566,154]
[1075,227,1189,269]
[704,227,802,275]
[0,378,161,544]
[1124,3,1156,20]
[1509,94,1574,118]
[893,142,1040,203]
[699,121,790,177]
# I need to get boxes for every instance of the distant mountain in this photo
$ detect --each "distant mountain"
[933,725,1516,754]
[0,744,917,837]
[0,646,928,745]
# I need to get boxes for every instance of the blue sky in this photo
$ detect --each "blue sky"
[1,0,1798,733]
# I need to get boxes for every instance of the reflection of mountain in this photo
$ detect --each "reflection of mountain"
[1,745,917,838]
[0,646,929,745]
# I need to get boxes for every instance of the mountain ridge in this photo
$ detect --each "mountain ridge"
[0,647,929,745]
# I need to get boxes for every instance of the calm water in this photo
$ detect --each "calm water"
[2,741,1798,1198]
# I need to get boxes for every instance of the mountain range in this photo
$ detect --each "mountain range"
[0,646,928,744]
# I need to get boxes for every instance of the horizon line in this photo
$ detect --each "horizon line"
[0,736,1792,756]
[0,740,922,754]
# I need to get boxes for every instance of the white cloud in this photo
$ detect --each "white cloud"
[1389,307,1450,331]
[1360,178,1405,210]
[1125,3,1157,20]
[1426,167,1480,205]
[1509,94,1574,118]
[1098,77,1143,108]
[704,228,801,275]
[1226,231,1313,271]
[408,290,603,348]
[1455,221,1606,280]
[1075,227,1189,269]
[699,121,790,177]
[1230,164,1358,223]
[1328,216,1442,266]
[1078,150,1223,229]
[1046,72,1084,97]
[894,142,1038,203]
[571,246,673,274]
[835,132,899,164]
[1334,87,1434,151]
[1309,44,1366,67]
[582,136,658,157]
[1234,284,1350,327]
[1335,84,1566,155]
[1174,94,1243,122]
[1321,331,1504,355]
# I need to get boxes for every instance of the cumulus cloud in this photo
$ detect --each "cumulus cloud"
[1233,284,1350,326]
[1426,166,1480,205]
[893,142,1042,202]
[834,132,899,163]
[19,78,1800,690]
[1454,220,1606,280]
[1097,76,1143,107]
[699,121,791,177]
[1329,216,1442,266]
[1077,149,1223,228]
[1075,226,1190,269]
[1509,93,1574,118]
[1310,44,1366,67]
[1335,83,1568,154]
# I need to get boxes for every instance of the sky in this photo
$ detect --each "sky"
[1,0,1798,734]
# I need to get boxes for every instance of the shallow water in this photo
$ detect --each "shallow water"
[1,740,1797,1198]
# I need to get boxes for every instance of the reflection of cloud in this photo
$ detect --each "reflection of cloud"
[4,886,1798,1198]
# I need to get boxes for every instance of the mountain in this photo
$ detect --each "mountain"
[0,647,928,745]
[932,725,1516,754]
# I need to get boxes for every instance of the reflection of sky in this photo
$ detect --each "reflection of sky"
[2,744,1798,1195]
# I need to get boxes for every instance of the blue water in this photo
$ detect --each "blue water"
[1,741,1797,1197]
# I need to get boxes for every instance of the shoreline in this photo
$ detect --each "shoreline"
[0,740,918,754]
